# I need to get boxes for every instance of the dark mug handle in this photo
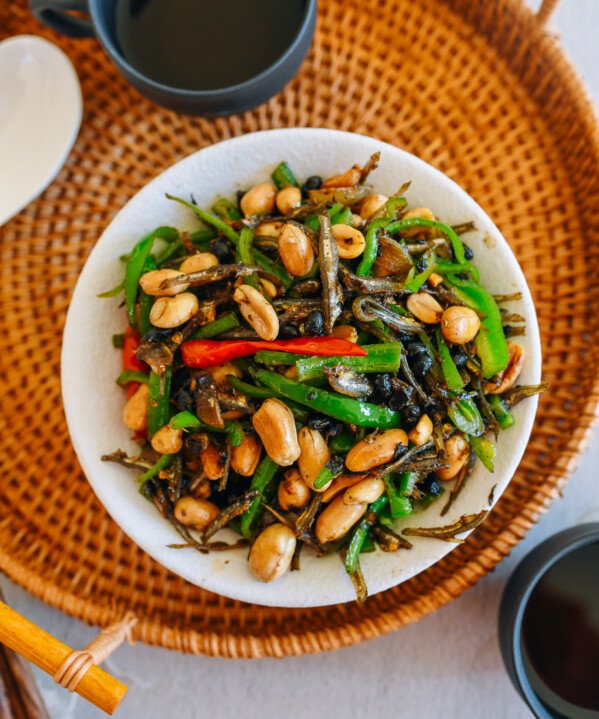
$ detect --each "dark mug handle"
[29,0,94,38]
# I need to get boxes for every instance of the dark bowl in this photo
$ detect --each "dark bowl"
[498,522,599,719]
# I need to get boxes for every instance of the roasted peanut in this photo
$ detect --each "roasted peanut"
[408,413,433,446]
[249,523,296,582]
[315,496,367,544]
[436,433,470,480]
[322,165,361,188]
[332,224,366,259]
[255,219,284,238]
[278,468,311,510]
[360,193,388,219]
[207,362,243,387]
[122,382,149,431]
[151,425,183,454]
[428,272,443,288]
[200,442,227,480]
[345,429,408,472]
[230,434,262,476]
[401,207,436,237]
[174,496,219,531]
[233,284,279,341]
[406,293,443,324]
[441,306,480,344]
[252,398,300,466]
[179,252,219,274]
[484,342,525,394]
[276,186,302,215]
[150,292,199,328]
[284,365,298,379]
[139,269,189,296]
[240,182,276,217]
[277,223,315,277]
[259,277,278,299]
[331,325,359,343]
[351,214,363,228]
[297,427,331,490]
[343,476,385,505]
[320,473,368,503]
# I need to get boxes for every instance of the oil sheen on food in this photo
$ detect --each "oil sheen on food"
[115,0,305,91]
[522,543,599,711]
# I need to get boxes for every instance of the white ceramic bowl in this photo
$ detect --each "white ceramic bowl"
[62,128,541,607]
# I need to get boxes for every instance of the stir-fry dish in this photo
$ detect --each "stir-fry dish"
[102,154,545,602]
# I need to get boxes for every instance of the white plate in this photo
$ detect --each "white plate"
[62,128,542,607]
[0,35,82,227]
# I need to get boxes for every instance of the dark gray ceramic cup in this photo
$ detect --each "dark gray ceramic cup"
[499,522,599,719]
[29,0,317,116]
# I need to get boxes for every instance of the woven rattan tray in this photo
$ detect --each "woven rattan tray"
[1,0,598,658]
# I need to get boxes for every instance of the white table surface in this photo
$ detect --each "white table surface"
[2,2,599,717]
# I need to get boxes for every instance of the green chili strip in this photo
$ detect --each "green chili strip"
[295,343,401,382]
[188,313,240,340]
[386,217,467,265]
[385,475,414,518]
[398,472,419,497]
[356,218,389,277]
[97,281,124,298]
[212,197,242,221]
[305,204,344,231]
[139,454,171,484]
[168,411,244,446]
[271,161,299,189]
[448,397,484,437]
[125,226,179,328]
[329,430,355,454]
[436,329,465,390]
[235,226,260,290]
[487,395,515,429]
[112,333,125,349]
[166,194,240,244]
[313,462,344,490]
[138,255,156,336]
[116,371,149,386]
[240,456,280,539]
[147,367,172,436]
[330,206,353,225]
[254,350,299,366]
[226,375,275,399]
[253,368,401,429]
[445,275,509,379]
[404,250,438,292]
[345,496,389,573]
[154,229,215,266]
[469,434,496,472]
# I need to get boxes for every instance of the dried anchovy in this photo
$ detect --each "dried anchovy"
[440,450,476,517]
[451,221,476,235]
[295,493,322,536]
[402,509,489,543]
[218,436,231,492]
[371,440,435,480]
[359,151,380,183]
[502,382,548,408]
[168,538,250,553]
[194,371,223,428]
[272,297,321,310]
[322,365,373,398]
[290,541,302,571]
[318,214,343,335]
[217,392,251,415]
[101,450,155,472]
[352,296,423,334]
[400,354,430,403]
[405,237,449,255]
[371,524,413,551]
[160,263,285,290]
[500,310,526,323]
[292,279,321,295]
[504,326,526,338]
[135,340,173,375]
[340,549,368,605]
[202,490,259,541]
[218,328,262,340]
[339,265,409,295]
[308,185,371,205]
[262,502,296,528]
[473,378,500,439]
[488,484,497,505]
[166,453,184,505]
[493,292,523,303]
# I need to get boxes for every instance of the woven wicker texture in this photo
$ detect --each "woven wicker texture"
[1,0,598,659]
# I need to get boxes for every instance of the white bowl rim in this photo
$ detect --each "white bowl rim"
[61,128,542,608]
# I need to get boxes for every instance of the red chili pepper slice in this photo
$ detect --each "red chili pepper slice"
[123,326,146,372]
[181,337,367,369]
